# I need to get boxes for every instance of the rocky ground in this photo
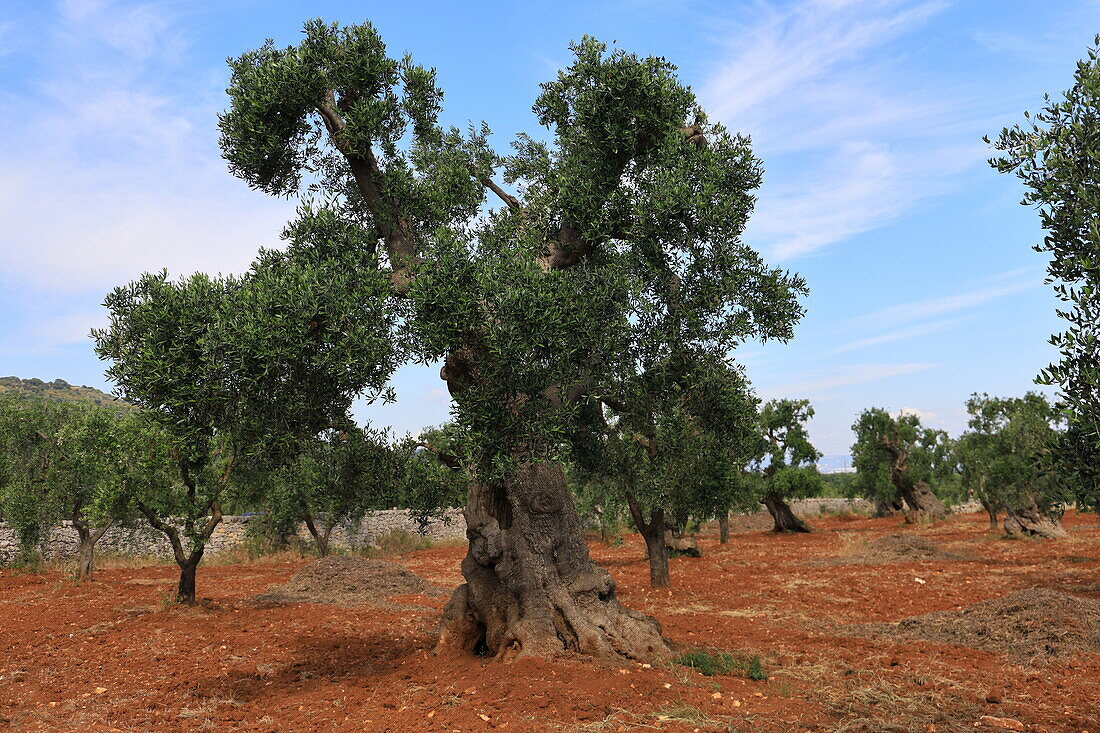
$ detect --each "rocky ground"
[1,510,1098,732]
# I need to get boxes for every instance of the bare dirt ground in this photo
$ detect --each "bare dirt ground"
[1,511,1098,732]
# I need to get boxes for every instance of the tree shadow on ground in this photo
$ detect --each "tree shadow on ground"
[187,628,435,703]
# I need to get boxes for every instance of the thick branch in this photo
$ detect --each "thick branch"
[415,441,462,471]
[477,175,522,211]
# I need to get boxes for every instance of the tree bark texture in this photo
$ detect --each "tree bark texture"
[71,518,110,583]
[718,515,729,544]
[623,492,672,587]
[1003,501,1068,539]
[437,467,670,661]
[898,479,948,523]
[761,493,810,533]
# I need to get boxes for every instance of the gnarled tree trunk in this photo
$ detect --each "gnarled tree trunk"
[718,514,729,544]
[874,496,905,517]
[761,493,810,533]
[663,527,701,557]
[1003,501,1068,539]
[898,479,948,523]
[437,464,670,661]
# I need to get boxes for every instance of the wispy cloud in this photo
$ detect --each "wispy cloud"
[825,315,974,356]
[699,0,997,260]
[843,269,1039,335]
[759,362,935,398]
[0,1,292,295]
[824,268,1040,355]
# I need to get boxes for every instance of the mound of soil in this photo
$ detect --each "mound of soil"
[848,588,1100,660]
[255,555,448,608]
[863,534,970,561]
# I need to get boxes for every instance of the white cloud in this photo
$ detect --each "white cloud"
[699,0,999,259]
[0,1,293,295]
[826,315,973,356]
[420,387,451,405]
[893,405,936,421]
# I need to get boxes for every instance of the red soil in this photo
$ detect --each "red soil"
[1,511,1098,732]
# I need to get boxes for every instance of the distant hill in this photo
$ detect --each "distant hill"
[0,376,131,410]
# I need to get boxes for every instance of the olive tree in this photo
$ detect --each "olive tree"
[959,392,1069,538]
[209,20,806,660]
[989,39,1100,511]
[254,424,401,556]
[754,398,822,533]
[585,361,760,587]
[851,408,950,522]
[0,397,146,580]
[94,213,397,602]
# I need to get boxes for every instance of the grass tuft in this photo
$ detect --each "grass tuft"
[674,648,768,680]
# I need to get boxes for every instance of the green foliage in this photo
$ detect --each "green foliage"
[754,398,823,501]
[817,471,858,498]
[989,38,1100,510]
[675,649,768,680]
[851,408,953,506]
[0,396,157,561]
[958,392,1069,522]
[217,20,806,503]
[592,359,763,532]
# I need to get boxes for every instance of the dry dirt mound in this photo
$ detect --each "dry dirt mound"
[862,533,971,562]
[255,555,448,608]
[811,533,973,566]
[847,588,1100,660]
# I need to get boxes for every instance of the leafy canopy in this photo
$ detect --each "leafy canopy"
[989,37,1100,509]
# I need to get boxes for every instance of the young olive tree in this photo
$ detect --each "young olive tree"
[959,393,1069,539]
[94,214,397,602]
[754,399,822,533]
[0,396,69,564]
[588,361,760,587]
[213,20,806,660]
[989,40,1100,511]
[851,408,950,522]
[259,424,401,556]
[0,397,144,579]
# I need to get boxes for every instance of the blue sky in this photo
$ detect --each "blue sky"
[0,0,1095,460]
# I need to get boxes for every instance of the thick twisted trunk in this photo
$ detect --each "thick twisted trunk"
[1003,501,1068,539]
[761,493,810,533]
[899,480,947,523]
[437,463,669,661]
[718,515,730,544]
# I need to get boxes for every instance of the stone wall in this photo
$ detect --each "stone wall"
[0,498,984,565]
[0,508,468,565]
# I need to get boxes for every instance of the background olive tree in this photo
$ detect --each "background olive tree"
[753,398,822,533]
[958,392,1069,538]
[851,408,950,522]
